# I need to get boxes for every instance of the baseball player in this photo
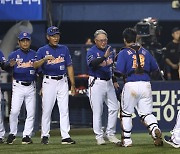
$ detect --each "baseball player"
[164,110,180,148]
[86,29,120,145]
[6,32,36,144]
[0,50,6,144]
[115,28,163,147]
[33,26,76,145]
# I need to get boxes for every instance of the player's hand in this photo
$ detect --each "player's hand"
[171,64,179,69]
[113,82,119,90]
[38,88,43,97]
[104,46,111,58]
[106,58,113,65]
[9,59,16,67]
[43,55,55,62]
[71,85,76,96]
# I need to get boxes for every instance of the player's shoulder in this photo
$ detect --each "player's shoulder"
[57,44,69,50]
[29,49,36,53]
[10,48,20,54]
[87,45,97,53]
[8,49,18,59]
[140,47,151,56]
[118,47,131,55]
[38,44,48,50]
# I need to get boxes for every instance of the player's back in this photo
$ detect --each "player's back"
[116,46,159,82]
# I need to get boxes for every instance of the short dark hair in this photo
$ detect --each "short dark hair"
[171,27,179,34]
[122,28,137,43]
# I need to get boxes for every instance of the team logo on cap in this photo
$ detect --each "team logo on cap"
[23,32,27,36]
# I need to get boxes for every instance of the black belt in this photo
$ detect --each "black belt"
[45,75,65,80]
[94,77,111,81]
[16,80,32,86]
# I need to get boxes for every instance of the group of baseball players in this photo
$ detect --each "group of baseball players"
[0,26,179,148]
[0,26,76,145]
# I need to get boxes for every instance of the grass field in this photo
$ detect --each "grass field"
[0,128,179,154]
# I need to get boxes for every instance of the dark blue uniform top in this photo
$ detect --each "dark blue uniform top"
[115,46,158,82]
[36,44,72,76]
[8,49,36,82]
[0,50,6,63]
[86,45,115,78]
[0,50,6,73]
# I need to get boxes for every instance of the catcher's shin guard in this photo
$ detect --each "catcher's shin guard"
[120,111,133,147]
[140,114,163,146]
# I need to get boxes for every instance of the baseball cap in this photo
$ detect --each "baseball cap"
[18,32,31,40]
[171,27,180,33]
[47,26,60,36]
[94,29,107,38]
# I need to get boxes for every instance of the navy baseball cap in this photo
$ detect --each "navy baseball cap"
[18,32,31,40]
[47,26,60,36]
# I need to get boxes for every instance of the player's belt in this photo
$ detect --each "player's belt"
[16,80,32,86]
[94,77,111,81]
[45,74,66,80]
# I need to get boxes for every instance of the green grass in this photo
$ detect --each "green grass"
[0,128,179,154]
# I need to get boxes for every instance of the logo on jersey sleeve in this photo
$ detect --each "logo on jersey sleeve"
[87,55,93,64]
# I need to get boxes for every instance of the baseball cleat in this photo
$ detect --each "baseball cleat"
[61,138,76,144]
[153,129,163,146]
[96,137,106,145]
[116,142,132,147]
[106,135,120,144]
[117,138,132,147]
[41,136,49,145]
[164,136,180,148]
[0,138,5,144]
[22,135,33,144]
[6,134,16,144]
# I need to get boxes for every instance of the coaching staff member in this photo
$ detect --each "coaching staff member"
[86,29,120,145]
[34,26,76,145]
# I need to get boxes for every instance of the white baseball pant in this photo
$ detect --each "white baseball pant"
[171,110,180,144]
[88,76,119,139]
[9,80,36,137]
[0,89,5,139]
[41,76,70,139]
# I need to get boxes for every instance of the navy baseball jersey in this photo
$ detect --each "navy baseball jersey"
[86,45,115,78]
[115,46,158,82]
[0,50,6,74]
[0,50,6,62]
[8,49,36,82]
[36,44,72,76]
